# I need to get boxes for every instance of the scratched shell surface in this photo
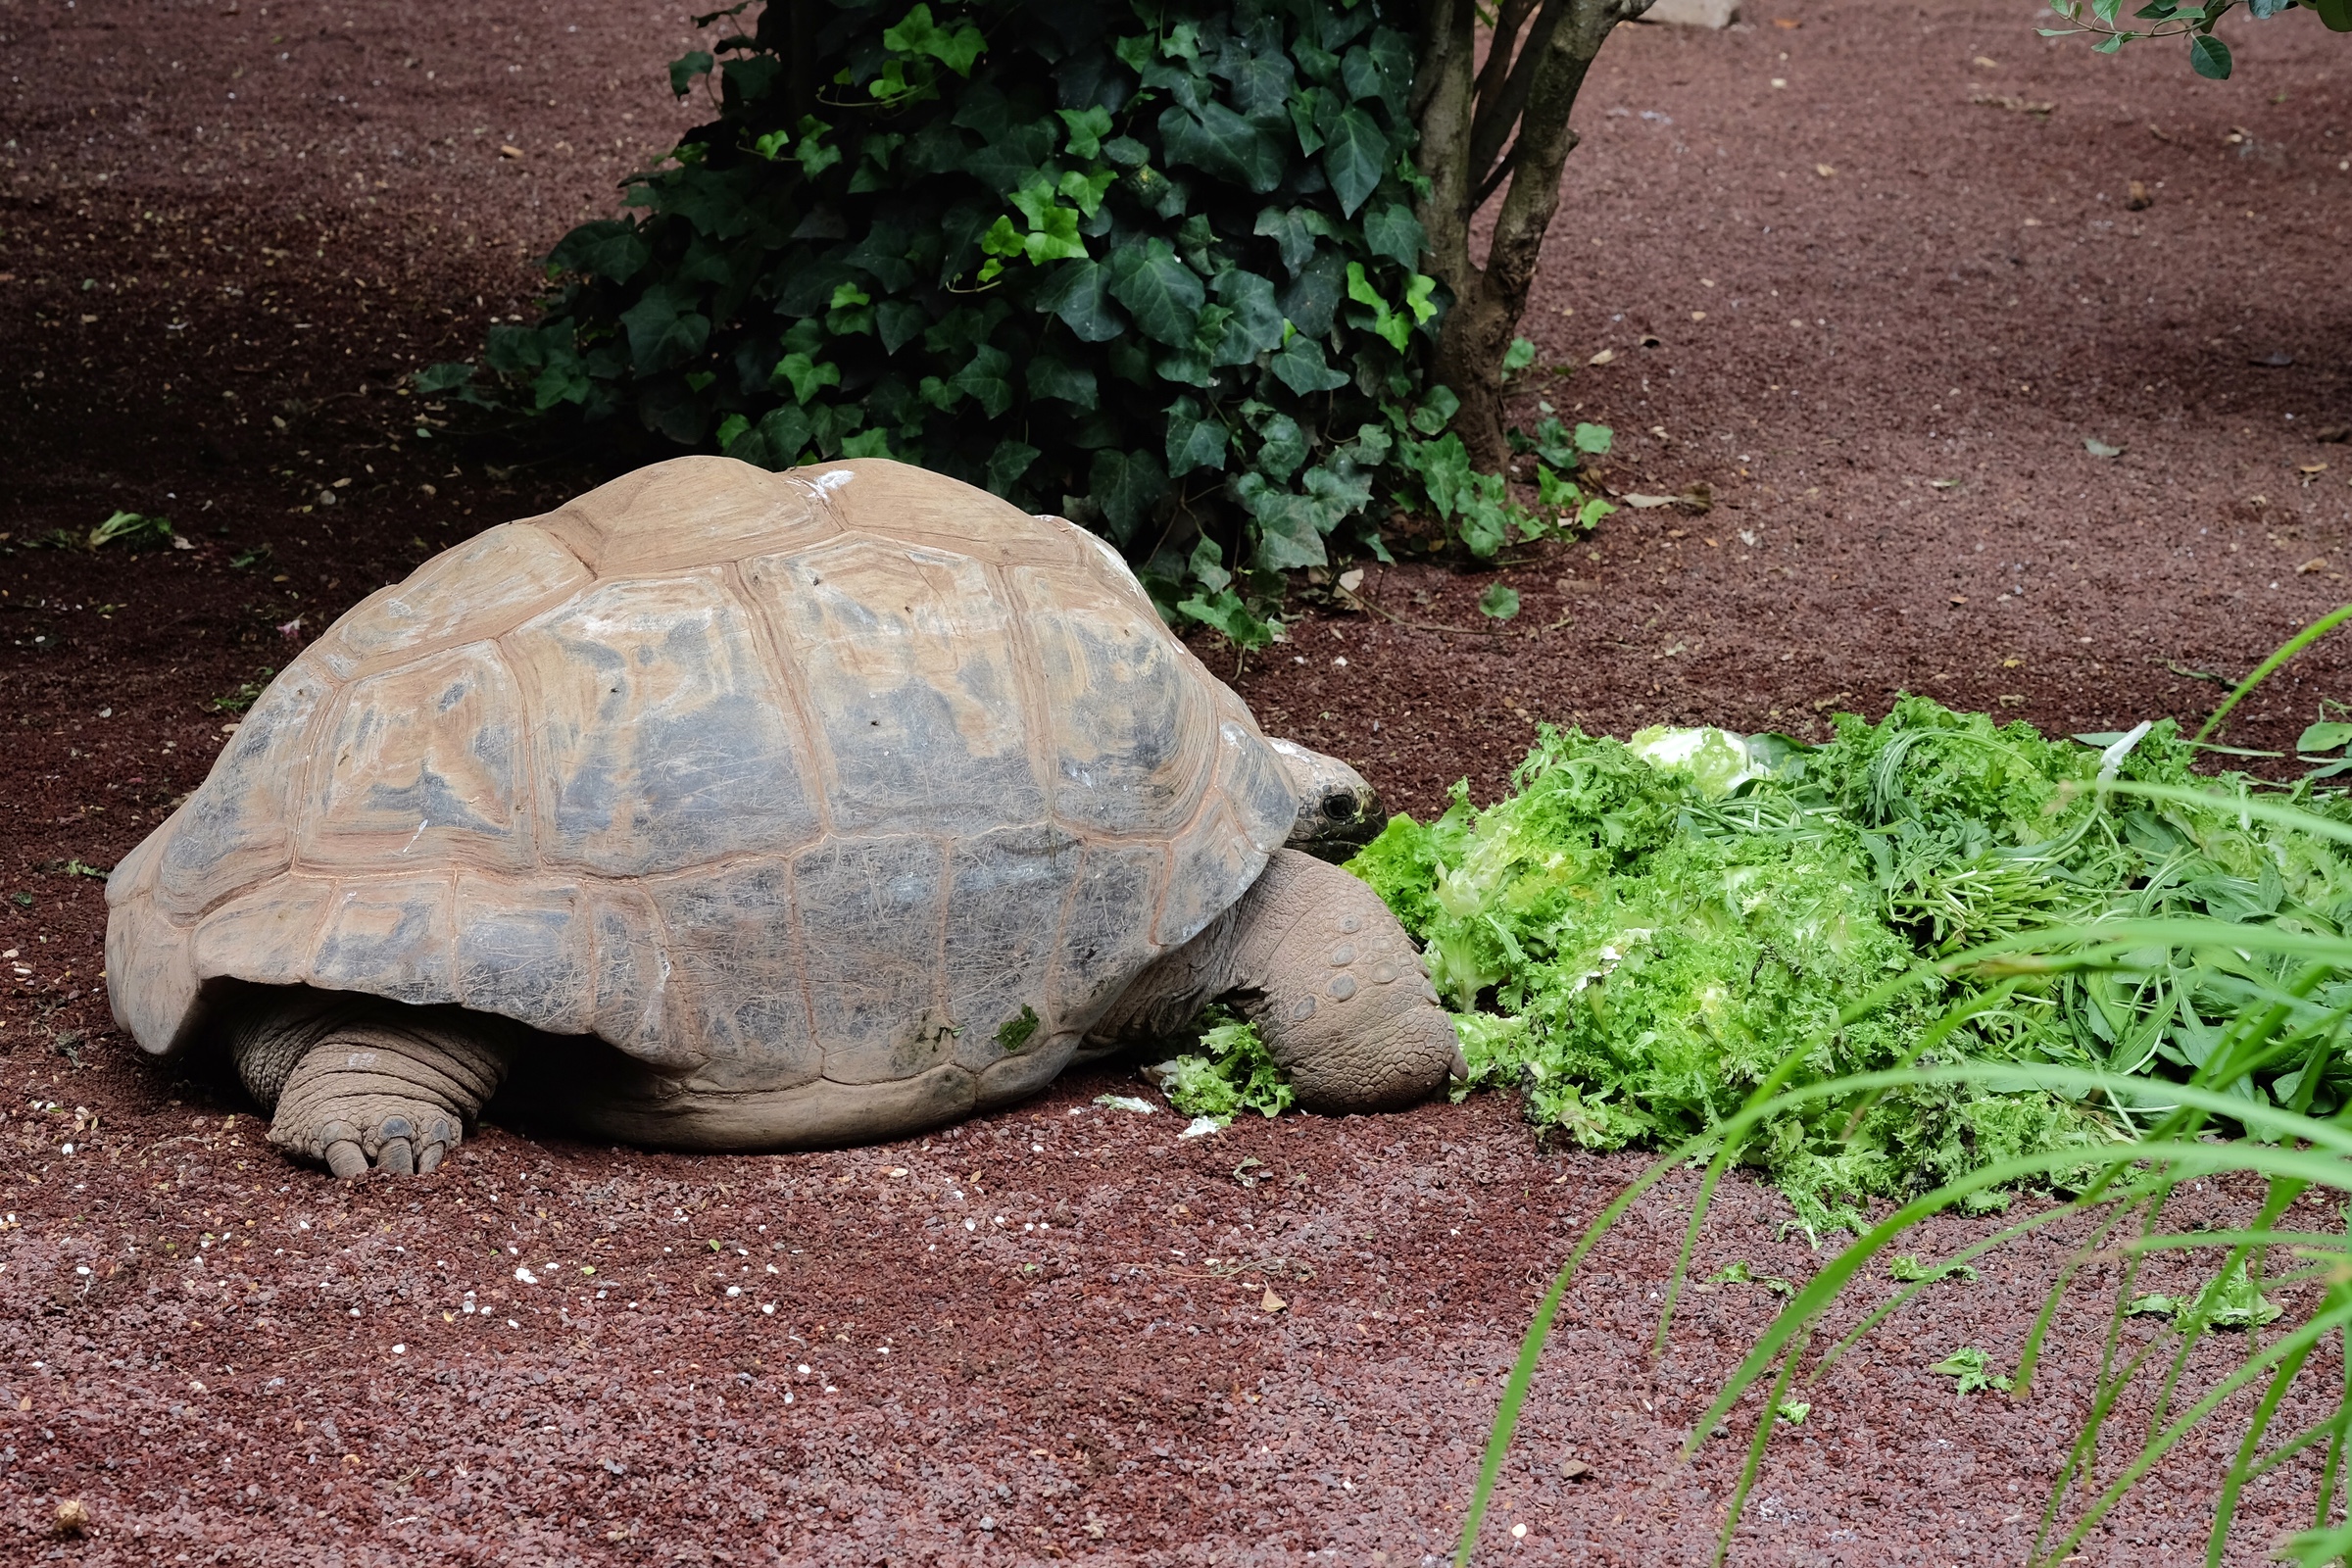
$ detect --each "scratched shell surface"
[102,457,1298,1096]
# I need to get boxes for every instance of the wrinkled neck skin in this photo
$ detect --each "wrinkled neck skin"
[1090,849,1462,1113]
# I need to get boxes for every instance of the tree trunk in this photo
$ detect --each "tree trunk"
[1410,0,1653,472]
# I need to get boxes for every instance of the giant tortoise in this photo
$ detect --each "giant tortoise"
[104,458,1461,1175]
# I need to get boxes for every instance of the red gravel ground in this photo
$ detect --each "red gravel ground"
[4,2,2352,1562]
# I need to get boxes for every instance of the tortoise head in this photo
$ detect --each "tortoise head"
[1264,737,1385,863]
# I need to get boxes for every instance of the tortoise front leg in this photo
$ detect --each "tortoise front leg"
[229,992,517,1176]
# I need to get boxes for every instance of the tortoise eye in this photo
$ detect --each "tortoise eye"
[1321,792,1358,822]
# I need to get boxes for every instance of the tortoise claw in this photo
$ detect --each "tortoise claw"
[324,1141,368,1179]
[377,1138,416,1176]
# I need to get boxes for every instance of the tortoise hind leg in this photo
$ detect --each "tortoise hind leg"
[228,990,517,1177]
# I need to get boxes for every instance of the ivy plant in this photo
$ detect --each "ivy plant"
[424,0,1608,642]
[2041,0,2351,77]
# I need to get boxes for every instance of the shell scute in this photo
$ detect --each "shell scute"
[310,877,455,1006]
[744,538,1044,836]
[944,824,1082,1075]
[534,456,830,574]
[1010,564,1213,838]
[646,861,819,1090]
[312,523,590,680]
[454,875,593,1038]
[508,569,823,875]
[1046,843,1165,1032]
[805,459,1064,562]
[155,658,334,920]
[301,643,530,871]
[791,836,956,1085]
[193,879,335,989]
[583,885,692,1070]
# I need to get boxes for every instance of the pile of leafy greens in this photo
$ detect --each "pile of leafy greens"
[1342,696,2352,1233]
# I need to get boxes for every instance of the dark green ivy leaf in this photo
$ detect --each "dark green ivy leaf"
[1361,204,1425,269]
[1032,259,1125,342]
[1166,396,1229,475]
[669,50,715,96]
[951,344,1016,418]
[1253,207,1319,276]
[1091,448,1168,547]
[1107,238,1206,346]
[1277,250,1348,338]
[1158,101,1289,195]
[551,220,652,284]
[1154,345,1215,387]
[1209,269,1286,365]
[1028,356,1100,410]
[1220,46,1297,122]
[618,283,711,374]
[986,438,1040,493]
[1321,106,1389,218]
[1270,336,1348,394]
[1253,411,1307,481]
[875,298,929,356]
[1288,86,1330,155]
[1240,477,1330,570]
[961,119,1057,194]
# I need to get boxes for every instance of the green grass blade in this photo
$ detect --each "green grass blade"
[2191,601,2352,743]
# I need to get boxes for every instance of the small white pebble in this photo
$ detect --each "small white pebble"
[348,1307,360,1317]
[762,1303,775,1315]
[391,1345,406,1355]
[799,1363,811,1375]
[507,1319,518,1329]
[726,1285,742,1298]
[1512,1524,1528,1540]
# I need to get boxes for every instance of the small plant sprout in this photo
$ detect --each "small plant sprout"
[1928,1348,2014,1396]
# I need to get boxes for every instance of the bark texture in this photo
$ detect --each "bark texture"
[1410,0,1655,470]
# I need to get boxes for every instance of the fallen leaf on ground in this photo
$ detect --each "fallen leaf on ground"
[1588,348,1616,367]
[2298,559,2328,574]
[2126,179,2152,211]
[1971,93,2055,115]
[1260,1288,1286,1313]
[2083,437,2125,459]
[498,144,525,159]
[1815,163,1837,177]
[2251,351,2294,368]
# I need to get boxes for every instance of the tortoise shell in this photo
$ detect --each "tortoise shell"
[104,458,1297,1102]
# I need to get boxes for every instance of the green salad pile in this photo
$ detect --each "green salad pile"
[1256,697,2352,1232]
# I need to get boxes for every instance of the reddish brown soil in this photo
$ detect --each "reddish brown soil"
[4,2,2350,1562]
